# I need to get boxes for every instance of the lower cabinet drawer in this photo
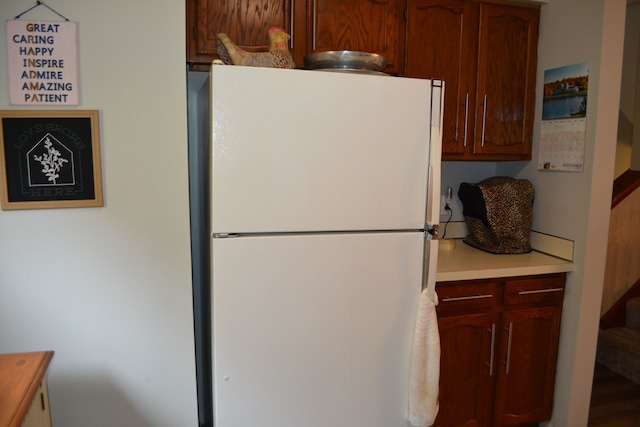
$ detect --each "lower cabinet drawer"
[436,281,501,313]
[504,274,565,306]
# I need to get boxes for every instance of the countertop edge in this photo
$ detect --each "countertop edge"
[436,236,574,282]
[436,260,573,282]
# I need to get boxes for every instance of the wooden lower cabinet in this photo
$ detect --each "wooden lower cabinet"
[0,351,54,427]
[434,274,565,427]
[436,312,498,426]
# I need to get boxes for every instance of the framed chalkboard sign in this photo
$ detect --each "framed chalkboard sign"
[0,110,103,210]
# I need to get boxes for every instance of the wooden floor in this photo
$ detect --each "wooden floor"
[588,363,640,426]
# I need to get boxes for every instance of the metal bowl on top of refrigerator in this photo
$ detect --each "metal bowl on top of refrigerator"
[303,50,388,74]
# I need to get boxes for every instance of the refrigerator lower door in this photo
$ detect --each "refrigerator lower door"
[212,232,423,427]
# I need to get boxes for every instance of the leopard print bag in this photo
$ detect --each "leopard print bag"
[457,177,534,254]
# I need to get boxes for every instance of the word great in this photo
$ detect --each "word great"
[25,22,61,32]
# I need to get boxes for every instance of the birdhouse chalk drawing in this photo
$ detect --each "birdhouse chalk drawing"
[27,133,75,186]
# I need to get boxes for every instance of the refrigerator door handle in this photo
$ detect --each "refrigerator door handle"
[426,224,439,239]
[422,238,439,300]
[425,80,444,228]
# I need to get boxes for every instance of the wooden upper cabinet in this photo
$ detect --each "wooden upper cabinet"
[475,3,539,159]
[406,0,479,156]
[405,0,539,161]
[309,0,405,75]
[187,0,540,160]
[187,0,306,69]
[186,0,404,73]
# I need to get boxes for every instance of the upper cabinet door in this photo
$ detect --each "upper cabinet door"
[474,3,539,159]
[406,0,479,156]
[188,0,296,68]
[309,0,405,75]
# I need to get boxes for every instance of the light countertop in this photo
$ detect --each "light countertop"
[436,238,574,282]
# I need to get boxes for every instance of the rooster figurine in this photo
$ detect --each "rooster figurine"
[216,27,295,69]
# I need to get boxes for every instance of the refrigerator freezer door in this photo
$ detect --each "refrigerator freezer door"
[210,66,434,234]
[212,232,423,427]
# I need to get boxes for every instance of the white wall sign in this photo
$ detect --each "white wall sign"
[6,20,79,105]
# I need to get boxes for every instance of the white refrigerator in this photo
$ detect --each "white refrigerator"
[210,65,443,427]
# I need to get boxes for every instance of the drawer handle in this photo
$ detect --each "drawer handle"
[517,287,564,295]
[441,294,493,302]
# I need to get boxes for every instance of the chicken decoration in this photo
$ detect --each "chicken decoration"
[216,27,295,69]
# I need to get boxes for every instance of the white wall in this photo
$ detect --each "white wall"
[499,1,625,425]
[0,1,198,426]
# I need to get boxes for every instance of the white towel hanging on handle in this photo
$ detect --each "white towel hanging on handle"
[407,289,440,427]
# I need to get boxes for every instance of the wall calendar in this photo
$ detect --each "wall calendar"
[538,62,589,172]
